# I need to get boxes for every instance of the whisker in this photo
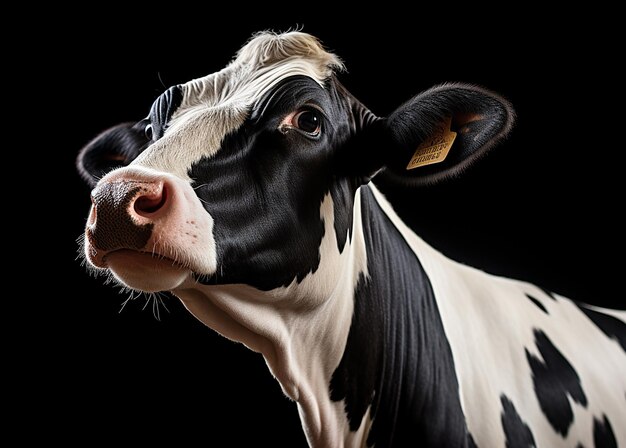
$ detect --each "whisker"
[157,293,170,314]
[120,290,137,313]
[142,295,151,311]
[151,293,160,321]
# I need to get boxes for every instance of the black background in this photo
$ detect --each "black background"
[36,11,623,446]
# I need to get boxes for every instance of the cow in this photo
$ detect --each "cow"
[77,31,626,447]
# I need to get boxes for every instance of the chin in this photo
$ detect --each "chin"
[106,249,191,292]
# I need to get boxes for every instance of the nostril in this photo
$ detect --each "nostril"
[134,184,168,216]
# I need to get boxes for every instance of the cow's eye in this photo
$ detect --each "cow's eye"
[145,124,153,141]
[281,108,323,137]
[293,110,321,135]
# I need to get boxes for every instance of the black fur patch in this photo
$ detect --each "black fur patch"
[148,85,183,140]
[329,187,469,447]
[189,76,359,290]
[593,414,617,448]
[577,304,626,352]
[525,294,548,314]
[500,394,536,448]
[525,329,587,437]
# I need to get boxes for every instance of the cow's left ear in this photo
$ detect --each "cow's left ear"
[362,83,514,186]
[77,121,149,187]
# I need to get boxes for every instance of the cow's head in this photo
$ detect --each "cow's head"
[78,31,514,294]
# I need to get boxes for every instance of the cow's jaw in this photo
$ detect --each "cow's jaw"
[170,190,370,447]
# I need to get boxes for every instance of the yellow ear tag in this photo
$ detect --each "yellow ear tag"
[406,117,457,170]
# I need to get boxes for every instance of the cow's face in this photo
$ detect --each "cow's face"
[78,31,513,294]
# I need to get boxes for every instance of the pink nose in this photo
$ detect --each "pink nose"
[87,179,169,253]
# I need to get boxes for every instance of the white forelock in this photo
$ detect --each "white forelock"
[181,31,343,113]
[234,31,344,80]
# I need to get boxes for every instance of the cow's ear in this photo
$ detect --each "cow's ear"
[363,83,514,186]
[76,121,150,187]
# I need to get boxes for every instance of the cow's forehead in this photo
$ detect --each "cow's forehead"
[182,31,343,107]
[133,31,343,179]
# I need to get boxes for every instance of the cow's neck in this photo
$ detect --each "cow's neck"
[174,190,366,446]
[173,184,469,447]
[326,185,471,447]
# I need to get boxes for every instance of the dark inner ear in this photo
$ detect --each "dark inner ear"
[76,121,149,187]
[381,83,515,186]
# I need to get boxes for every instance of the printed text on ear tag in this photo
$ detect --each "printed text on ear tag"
[406,117,457,170]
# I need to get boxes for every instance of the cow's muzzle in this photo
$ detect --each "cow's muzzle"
[82,167,215,292]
